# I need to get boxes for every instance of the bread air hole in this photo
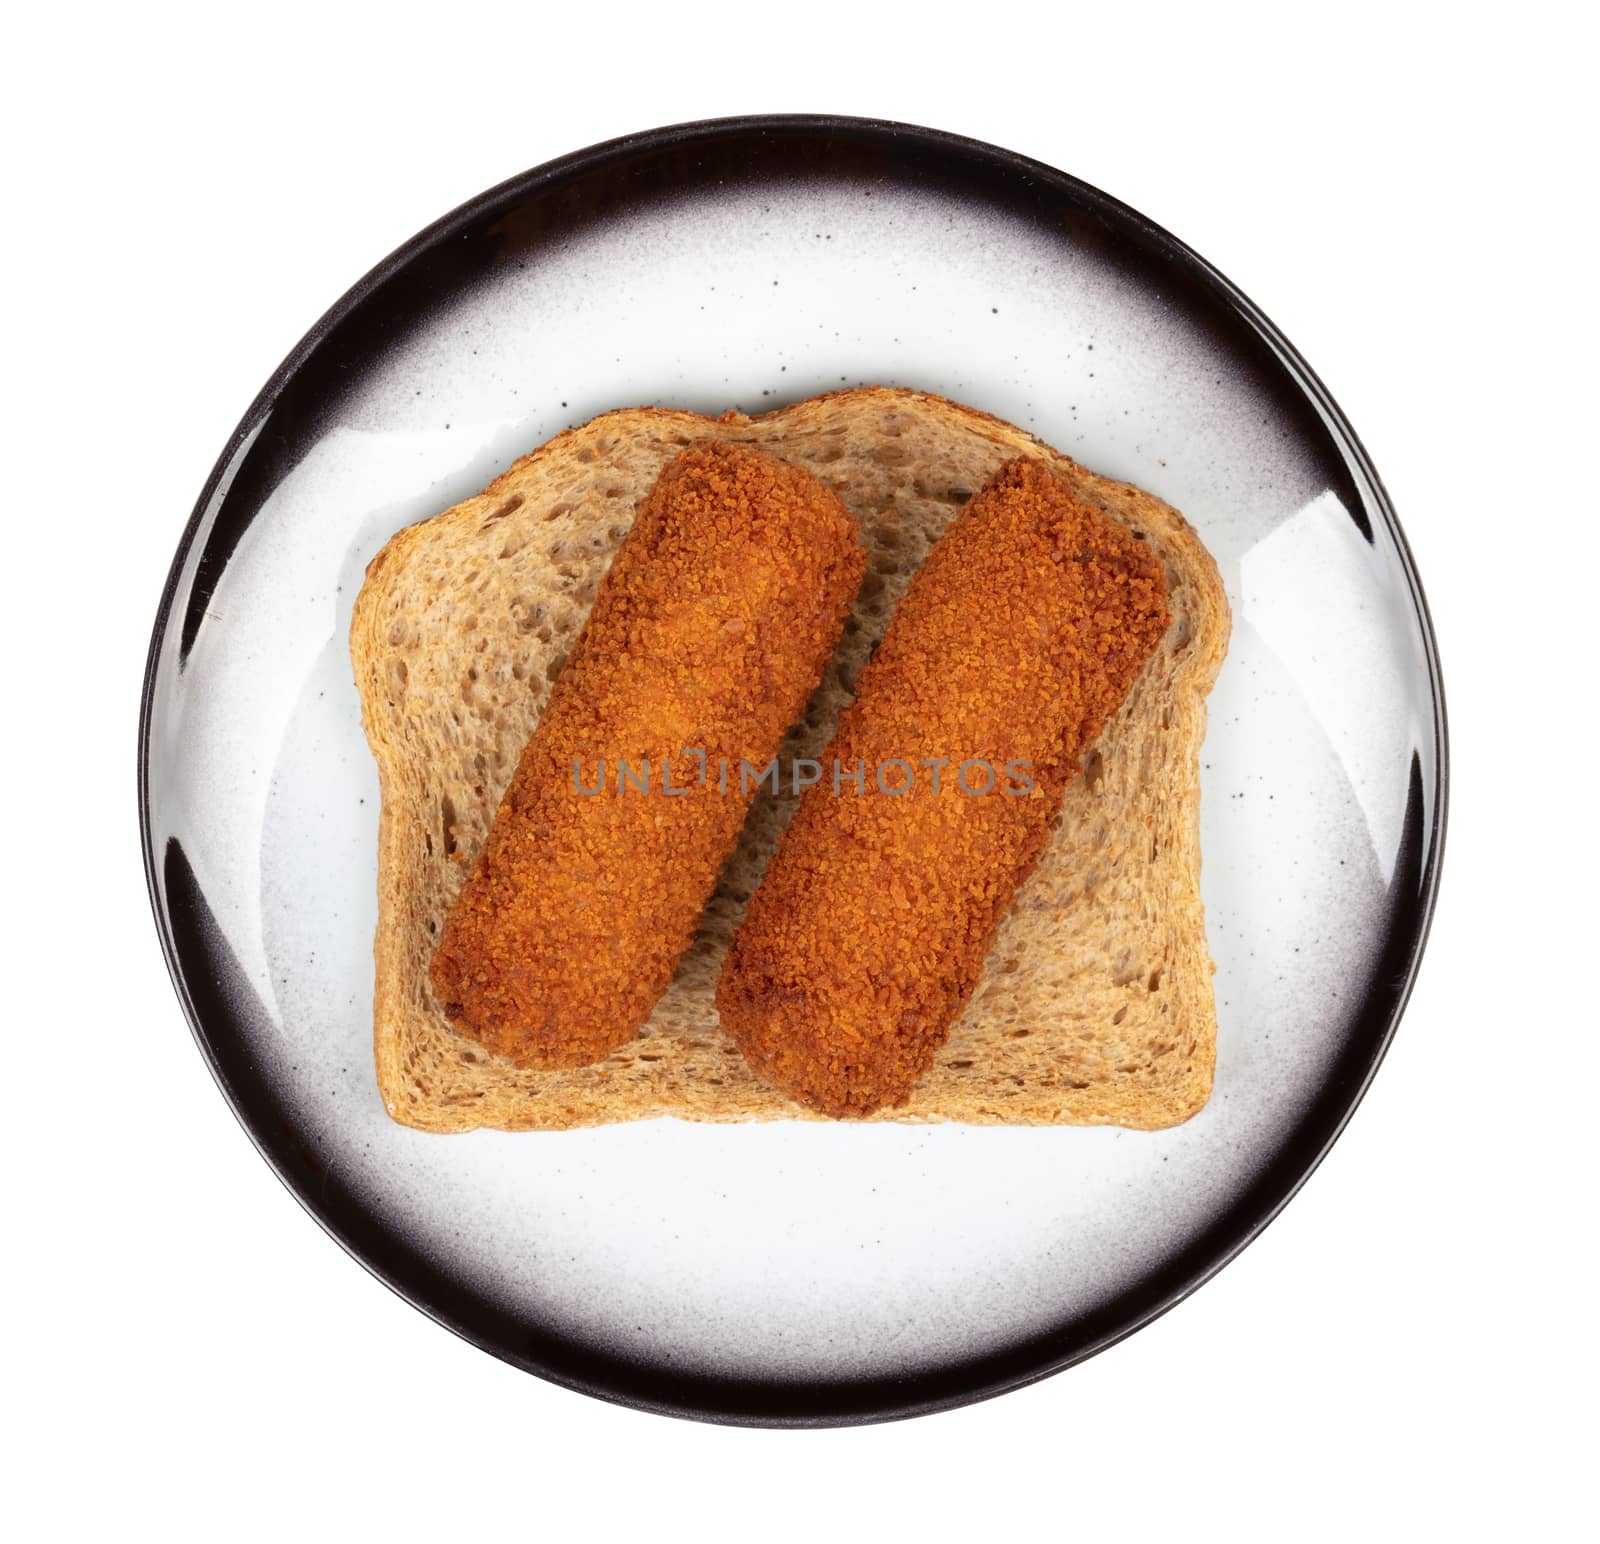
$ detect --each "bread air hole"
[480,494,524,530]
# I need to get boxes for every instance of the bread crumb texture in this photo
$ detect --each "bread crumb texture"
[350,388,1231,1131]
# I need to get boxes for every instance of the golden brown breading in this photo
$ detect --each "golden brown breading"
[430,443,865,1068]
[716,457,1171,1116]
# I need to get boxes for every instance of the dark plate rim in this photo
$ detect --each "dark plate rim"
[138,112,1449,1427]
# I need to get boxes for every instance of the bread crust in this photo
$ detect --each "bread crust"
[351,388,1231,1131]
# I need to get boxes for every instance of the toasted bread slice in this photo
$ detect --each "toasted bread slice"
[351,388,1230,1131]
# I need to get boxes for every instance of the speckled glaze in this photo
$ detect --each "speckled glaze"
[140,117,1446,1425]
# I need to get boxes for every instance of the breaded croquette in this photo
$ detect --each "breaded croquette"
[430,443,864,1068]
[716,458,1170,1116]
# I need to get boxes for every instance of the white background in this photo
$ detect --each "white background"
[7,3,1594,1538]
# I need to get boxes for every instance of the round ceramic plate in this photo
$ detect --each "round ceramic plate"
[140,116,1446,1425]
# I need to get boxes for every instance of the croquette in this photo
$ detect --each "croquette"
[715,458,1171,1116]
[430,443,865,1068]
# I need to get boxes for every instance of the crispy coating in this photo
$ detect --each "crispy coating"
[716,458,1171,1117]
[430,443,865,1068]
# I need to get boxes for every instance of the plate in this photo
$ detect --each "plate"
[140,115,1447,1425]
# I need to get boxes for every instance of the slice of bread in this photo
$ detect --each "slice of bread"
[351,388,1230,1131]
